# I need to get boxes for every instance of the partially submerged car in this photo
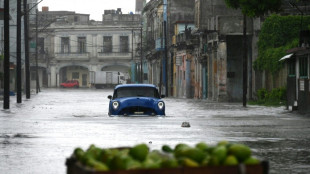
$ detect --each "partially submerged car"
[60,80,79,88]
[108,84,165,116]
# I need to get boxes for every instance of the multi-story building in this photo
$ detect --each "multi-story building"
[143,0,195,96]
[193,0,253,102]
[31,7,142,88]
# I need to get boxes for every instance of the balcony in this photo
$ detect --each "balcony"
[55,52,90,61]
[97,52,132,60]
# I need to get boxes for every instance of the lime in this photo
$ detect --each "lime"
[244,156,260,165]
[208,156,220,166]
[174,143,190,152]
[100,149,118,166]
[212,145,227,163]
[182,148,206,163]
[110,154,129,170]
[147,150,163,163]
[85,144,102,160]
[93,161,109,171]
[142,158,161,169]
[162,145,173,153]
[200,155,211,166]
[73,147,85,161]
[223,155,239,166]
[160,158,179,168]
[195,142,208,152]
[179,157,200,167]
[217,140,229,146]
[126,158,142,170]
[228,144,251,162]
[129,144,149,162]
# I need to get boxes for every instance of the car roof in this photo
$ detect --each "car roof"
[115,84,157,90]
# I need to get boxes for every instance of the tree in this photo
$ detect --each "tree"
[224,0,282,107]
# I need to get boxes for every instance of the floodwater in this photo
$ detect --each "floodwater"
[0,88,309,174]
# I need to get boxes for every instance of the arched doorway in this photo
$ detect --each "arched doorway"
[59,66,89,87]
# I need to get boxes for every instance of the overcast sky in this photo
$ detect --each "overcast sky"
[38,0,136,21]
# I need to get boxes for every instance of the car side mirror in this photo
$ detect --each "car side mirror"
[107,95,112,100]
[161,95,165,98]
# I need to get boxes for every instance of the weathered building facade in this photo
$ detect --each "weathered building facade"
[31,8,142,88]
[143,0,195,96]
[193,0,255,102]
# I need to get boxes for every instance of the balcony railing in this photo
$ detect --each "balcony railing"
[55,52,90,60]
[97,52,132,60]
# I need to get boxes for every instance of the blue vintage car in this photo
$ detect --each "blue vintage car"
[108,84,165,116]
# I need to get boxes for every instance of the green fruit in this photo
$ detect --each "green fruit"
[160,158,179,168]
[142,158,161,169]
[195,142,208,152]
[212,145,227,163]
[179,158,200,167]
[147,150,163,163]
[217,140,229,146]
[129,144,149,162]
[174,144,190,159]
[174,143,190,152]
[126,158,142,170]
[209,156,220,166]
[223,155,239,166]
[228,144,251,162]
[206,146,216,154]
[110,154,129,170]
[81,153,94,165]
[100,149,118,166]
[244,156,260,165]
[162,145,173,153]
[74,147,85,161]
[93,162,109,171]
[182,148,206,163]
[86,144,102,160]
[200,155,211,166]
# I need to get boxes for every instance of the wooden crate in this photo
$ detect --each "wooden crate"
[66,157,269,174]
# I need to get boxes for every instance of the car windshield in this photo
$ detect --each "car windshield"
[113,87,160,99]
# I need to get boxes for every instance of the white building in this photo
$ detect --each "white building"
[32,8,142,88]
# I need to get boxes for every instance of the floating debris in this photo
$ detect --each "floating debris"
[181,122,191,127]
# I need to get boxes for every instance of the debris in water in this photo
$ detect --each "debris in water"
[181,122,191,127]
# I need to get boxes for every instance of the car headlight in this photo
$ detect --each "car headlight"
[112,101,119,110]
[158,102,164,110]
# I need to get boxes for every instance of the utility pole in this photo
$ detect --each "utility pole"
[163,0,168,96]
[24,0,30,99]
[164,21,168,97]
[140,27,143,83]
[17,0,22,103]
[35,9,40,93]
[243,14,247,107]
[3,0,10,109]
[132,29,134,61]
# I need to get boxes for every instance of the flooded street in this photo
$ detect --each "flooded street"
[0,88,309,174]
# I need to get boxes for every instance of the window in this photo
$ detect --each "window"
[38,37,45,54]
[74,16,79,22]
[72,72,79,79]
[61,37,70,53]
[299,56,308,78]
[114,87,160,99]
[120,36,129,53]
[103,36,112,52]
[78,37,86,53]
[144,73,148,81]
